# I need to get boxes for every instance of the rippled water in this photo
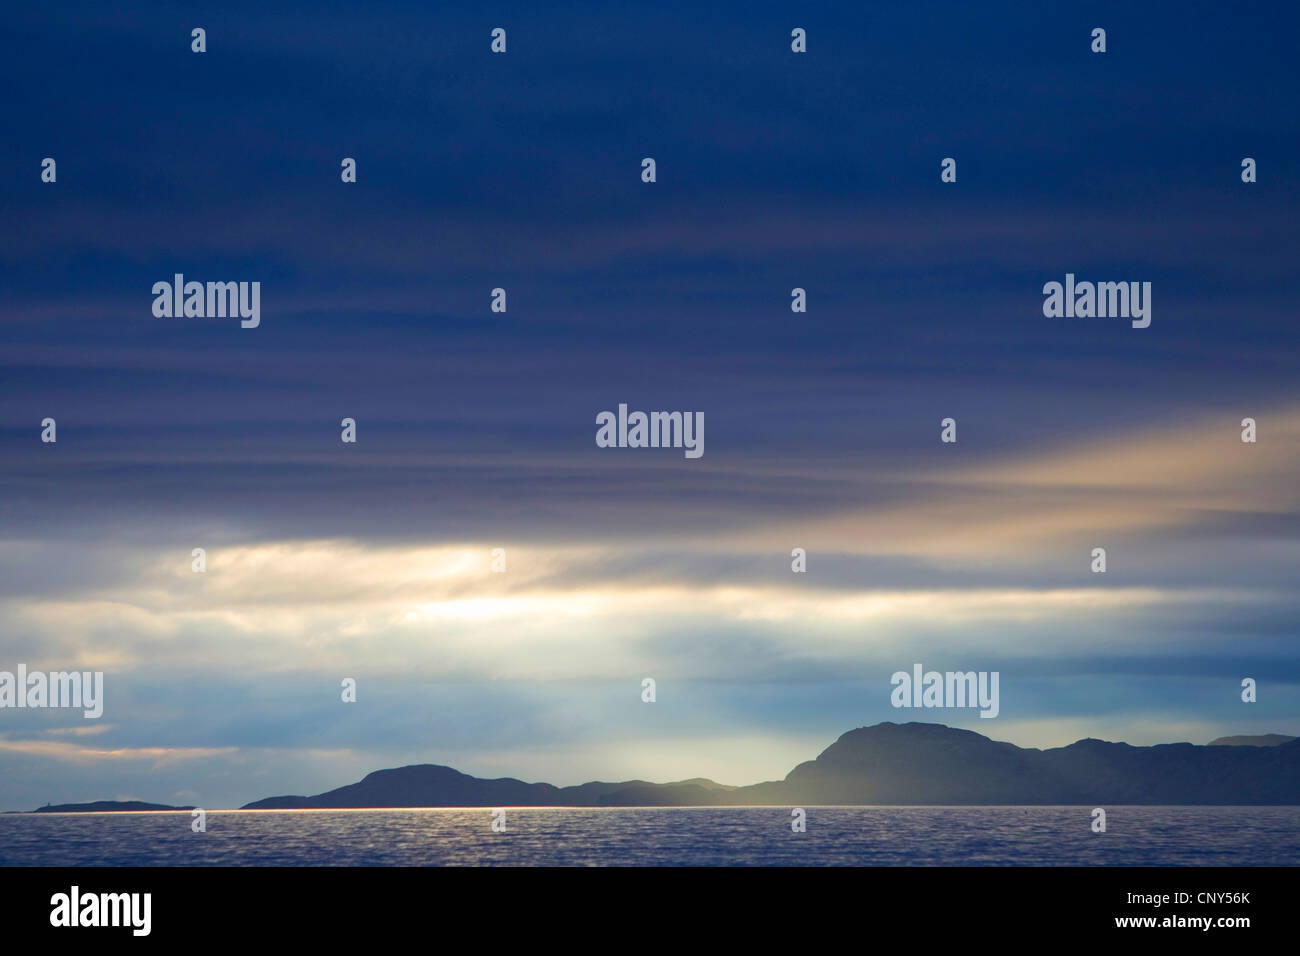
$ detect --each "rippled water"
[2,806,1297,866]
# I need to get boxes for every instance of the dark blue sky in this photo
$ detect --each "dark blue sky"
[1,1,1297,809]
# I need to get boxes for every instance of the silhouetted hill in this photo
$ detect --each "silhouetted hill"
[1208,734,1296,747]
[728,723,1300,805]
[243,765,559,809]
[241,765,739,809]
[240,723,1300,808]
[34,800,194,813]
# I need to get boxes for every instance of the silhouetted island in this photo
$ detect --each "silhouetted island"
[240,722,1300,809]
[1207,734,1296,747]
[34,800,194,813]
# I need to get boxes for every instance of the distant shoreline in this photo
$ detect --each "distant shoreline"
[26,723,1300,813]
[31,800,195,814]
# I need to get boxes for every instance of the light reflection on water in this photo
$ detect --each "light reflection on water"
[1,806,1297,866]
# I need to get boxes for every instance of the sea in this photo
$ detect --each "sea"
[2,806,1298,866]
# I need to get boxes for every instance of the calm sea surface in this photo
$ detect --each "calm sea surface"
[2,806,1297,866]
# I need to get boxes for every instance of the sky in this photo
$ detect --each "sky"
[1,1,1297,811]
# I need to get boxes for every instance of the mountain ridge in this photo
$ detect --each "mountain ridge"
[237,722,1300,809]
[1207,733,1296,747]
